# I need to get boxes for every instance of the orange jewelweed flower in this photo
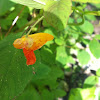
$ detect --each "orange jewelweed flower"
[13,33,54,65]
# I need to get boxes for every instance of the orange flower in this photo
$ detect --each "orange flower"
[13,33,54,65]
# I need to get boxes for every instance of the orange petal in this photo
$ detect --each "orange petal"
[28,33,54,51]
[23,48,36,65]
[13,33,54,51]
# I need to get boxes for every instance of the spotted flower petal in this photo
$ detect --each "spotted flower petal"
[13,33,54,65]
[23,48,36,65]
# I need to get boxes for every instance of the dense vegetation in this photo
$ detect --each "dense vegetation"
[0,0,100,100]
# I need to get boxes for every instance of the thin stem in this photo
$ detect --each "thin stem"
[15,18,36,33]
[84,11,100,16]
[68,7,84,26]
[5,6,25,37]
[20,20,37,37]
[26,16,44,36]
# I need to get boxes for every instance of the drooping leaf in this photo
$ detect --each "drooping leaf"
[72,0,100,4]
[44,0,72,31]
[89,39,100,58]
[77,50,90,65]
[0,34,34,100]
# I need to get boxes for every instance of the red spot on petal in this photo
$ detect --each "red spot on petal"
[23,48,36,65]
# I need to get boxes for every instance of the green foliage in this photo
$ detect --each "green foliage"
[16,85,41,100]
[44,0,72,31]
[77,50,90,65]
[0,0,15,16]
[69,87,96,100]
[83,76,99,88]
[0,33,65,100]
[89,39,100,58]
[0,34,33,100]
[1,0,100,100]
[96,68,100,77]
[77,20,94,34]
[95,34,100,40]
[56,46,68,65]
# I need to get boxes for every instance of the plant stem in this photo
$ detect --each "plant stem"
[26,16,44,36]
[84,11,100,16]
[68,7,84,26]
[5,6,25,37]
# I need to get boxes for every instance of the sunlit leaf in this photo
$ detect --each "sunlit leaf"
[89,39,100,58]
[44,0,72,31]
[10,0,45,9]
[56,46,68,65]
[83,76,99,88]
[96,68,100,77]
[77,50,90,65]
[69,87,95,100]
[77,20,94,34]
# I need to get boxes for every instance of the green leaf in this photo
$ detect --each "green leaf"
[85,15,96,21]
[44,0,72,31]
[55,39,64,45]
[69,88,96,100]
[89,39,100,58]
[0,19,12,30]
[99,91,100,100]
[40,46,56,65]
[0,0,15,16]
[32,66,63,89]
[95,34,100,40]
[93,4,100,8]
[41,89,54,100]
[72,0,100,4]
[10,0,47,9]
[41,88,66,100]
[78,20,94,34]
[56,46,68,65]
[32,63,51,80]
[83,76,99,88]
[0,34,34,100]
[67,56,75,64]
[52,89,66,98]
[16,85,41,100]
[17,18,28,28]
[77,50,90,65]
[43,27,59,38]
[96,68,100,77]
